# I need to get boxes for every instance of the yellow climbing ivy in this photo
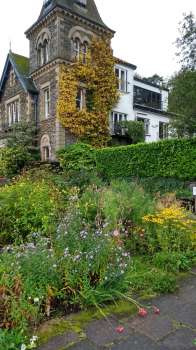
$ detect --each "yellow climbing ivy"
[57,38,119,147]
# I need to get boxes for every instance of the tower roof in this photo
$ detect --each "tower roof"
[26,0,114,35]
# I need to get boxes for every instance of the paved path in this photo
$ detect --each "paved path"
[37,269,196,350]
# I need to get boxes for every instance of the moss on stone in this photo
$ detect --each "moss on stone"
[36,300,137,346]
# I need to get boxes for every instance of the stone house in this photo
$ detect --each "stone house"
[0,0,170,160]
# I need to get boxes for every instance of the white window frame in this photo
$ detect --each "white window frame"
[43,87,50,119]
[6,98,20,126]
[115,67,128,92]
[137,116,150,135]
[76,88,86,110]
[111,112,127,134]
[73,38,81,61]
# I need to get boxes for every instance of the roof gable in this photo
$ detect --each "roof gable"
[26,0,114,35]
[0,52,37,96]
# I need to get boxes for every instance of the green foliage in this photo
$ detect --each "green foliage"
[6,121,36,149]
[128,258,177,294]
[134,177,192,198]
[153,252,195,273]
[122,120,145,144]
[96,138,196,180]
[57,143,96,173]
[0,146,32,178]
[0,175,64,245]
[176,12,196,70]
[169,70,196,137]
[0,329,24,350]
[101,180,155,229]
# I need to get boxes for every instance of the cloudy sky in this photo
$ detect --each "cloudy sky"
[0,0,195,79]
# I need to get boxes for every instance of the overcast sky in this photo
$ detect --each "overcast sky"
[0,0,196,79]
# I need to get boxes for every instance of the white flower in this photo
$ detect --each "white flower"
[21,345,26,350]
[34,297,39,303]
[53,264,57,268]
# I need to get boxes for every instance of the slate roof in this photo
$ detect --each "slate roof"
[0,52,38,96]
[26,0,114,35]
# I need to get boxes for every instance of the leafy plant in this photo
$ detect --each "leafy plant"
[0,175,64,245]
[57,143,96,173]
[0,146,32,178]
[143,205,196,252]
[122,120,145,144]
[153,252,194,272]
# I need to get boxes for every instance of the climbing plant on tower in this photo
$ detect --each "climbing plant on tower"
[57,38,119,147]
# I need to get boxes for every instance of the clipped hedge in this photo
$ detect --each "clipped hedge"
[96,138,196,180]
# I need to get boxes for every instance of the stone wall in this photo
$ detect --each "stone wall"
[0,66,33,142]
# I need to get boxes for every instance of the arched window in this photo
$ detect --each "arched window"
[43,39,49,64]
[81,41,88,63]
[37,44,42,66]
[40,134,51,161]
[73,38,80,61]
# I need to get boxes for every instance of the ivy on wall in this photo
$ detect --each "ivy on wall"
[57,38,119,147]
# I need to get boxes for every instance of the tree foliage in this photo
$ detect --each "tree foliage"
[57,38,119,147]
[168,70,196,137]
[176,12,196,70]
[6,121,36,149]
[122,120,145,144]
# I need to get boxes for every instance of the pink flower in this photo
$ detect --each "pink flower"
[138,308,148,317]
[153,306,160,315]
[113,230,120,237]
[115,326,124,333]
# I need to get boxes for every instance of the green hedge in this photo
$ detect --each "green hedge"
[96,138,196,180]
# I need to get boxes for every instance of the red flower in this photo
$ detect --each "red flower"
[138,308,148,317]
[153,306,160,315]
[115,326,125,333]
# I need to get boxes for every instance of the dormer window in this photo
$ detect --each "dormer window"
[43,0,52,9]
[76,0,87,7]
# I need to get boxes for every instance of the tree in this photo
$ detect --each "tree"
[143,74,165,87]
[168,70,196,137]
[7,121,36,149]
[176,12,196,70]
[122,120,145,144]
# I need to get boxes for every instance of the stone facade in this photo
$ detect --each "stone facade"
[0,0,112,159]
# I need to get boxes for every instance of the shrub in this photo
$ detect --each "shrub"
[153,252,194,273]
[143,205,196,253]
[0,239,64,349]
[96,138,196,180]
[57,143,96,173]
[0,176,64,245]
[0,146,32,178]
[122,120,145,144]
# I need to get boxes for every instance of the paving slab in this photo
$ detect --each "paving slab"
[127,314,175,341]
[69,340,101,349]
[110,333,169,350]
[38,270,196,350]
[85,316,133,347]
[36,332,79,350]
[161,328,196,350]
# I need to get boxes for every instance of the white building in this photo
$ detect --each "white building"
[111,58,170,143]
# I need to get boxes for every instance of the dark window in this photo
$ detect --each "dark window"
[134,86,162,109]
[159,122,168,139]
[76,0,87,7]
